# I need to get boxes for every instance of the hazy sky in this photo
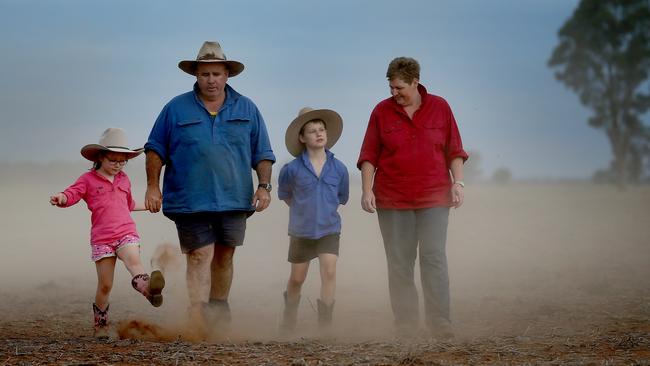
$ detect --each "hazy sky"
[1,0,630,180]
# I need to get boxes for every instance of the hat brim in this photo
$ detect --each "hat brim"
[81,144,144,162]
[178,60,245,77]
[285,109,343,157]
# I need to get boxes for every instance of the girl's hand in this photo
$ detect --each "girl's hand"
[50,193,67,206]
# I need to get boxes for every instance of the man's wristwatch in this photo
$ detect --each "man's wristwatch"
[453,181,465,188]
[258,183,272,192]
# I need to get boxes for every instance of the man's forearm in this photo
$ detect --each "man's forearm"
[146,151,164,188]
[255,160,273,184]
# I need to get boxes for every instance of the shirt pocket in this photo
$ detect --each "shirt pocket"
[321,174,341,198]
[86,184,109,210]
[176,119,204,146]
[381,121,408,151]
[222,117,250,146]
[422,117,446,145]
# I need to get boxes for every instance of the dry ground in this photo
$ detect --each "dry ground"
[1,165,649,365]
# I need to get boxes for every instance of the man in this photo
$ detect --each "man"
[144,41,275,334]
[358,57,467,339]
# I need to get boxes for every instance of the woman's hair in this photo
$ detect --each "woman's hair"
[386,57,420,83]
[299,119,327,136]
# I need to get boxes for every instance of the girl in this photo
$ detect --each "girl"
[50,128,165,338]
[277,107,349,333]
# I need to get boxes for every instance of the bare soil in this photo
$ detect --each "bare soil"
[1,174,649,365]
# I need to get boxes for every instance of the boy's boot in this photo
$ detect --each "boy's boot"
[131,270,165,307]
[92,303,110,339]
[279,291,300,333]
[317,299,335,329]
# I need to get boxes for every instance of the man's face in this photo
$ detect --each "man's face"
[196,63,229,101]
[389,77,419,107]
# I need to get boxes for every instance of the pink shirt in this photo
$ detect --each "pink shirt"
[60,170,138,244]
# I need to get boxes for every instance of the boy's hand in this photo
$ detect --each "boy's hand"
[50,193,67,206]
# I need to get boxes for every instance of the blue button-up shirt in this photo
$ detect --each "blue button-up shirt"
[145,83,276,215]
[278,150,349,239]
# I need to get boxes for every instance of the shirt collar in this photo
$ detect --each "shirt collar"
[91,169,123,182]
[388,83,429,112]
[299,149,335,173]
[192,83,241,110]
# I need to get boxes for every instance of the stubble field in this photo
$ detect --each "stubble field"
[1,163,649,365]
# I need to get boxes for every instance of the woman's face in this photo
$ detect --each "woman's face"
[389,77,419,107]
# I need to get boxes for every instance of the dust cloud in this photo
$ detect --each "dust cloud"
[1,161,649,343]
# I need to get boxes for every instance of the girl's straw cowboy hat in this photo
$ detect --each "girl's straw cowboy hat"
[178,41,245,77]
[80,128,144,162]
[285,107,343,157]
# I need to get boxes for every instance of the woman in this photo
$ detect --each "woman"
[357,57,468,339]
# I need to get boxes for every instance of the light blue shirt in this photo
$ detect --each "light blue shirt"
[278,150,349,239]
[145,83,276,215]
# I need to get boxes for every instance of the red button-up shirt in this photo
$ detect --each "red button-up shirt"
[357,84,468,209]
[60,170,138,244]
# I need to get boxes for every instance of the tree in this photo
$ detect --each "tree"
[548,0,650,188]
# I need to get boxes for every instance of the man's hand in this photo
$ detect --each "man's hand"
[145,186,162,213]
[252,188,271,212]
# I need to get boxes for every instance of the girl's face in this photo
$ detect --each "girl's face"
[99,152,128,177]
[299,121,328,151]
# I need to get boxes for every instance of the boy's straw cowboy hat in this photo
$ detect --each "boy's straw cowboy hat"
[285,107,343,157]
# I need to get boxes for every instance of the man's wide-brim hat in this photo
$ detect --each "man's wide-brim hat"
[178,41,245,77]
[80,128,144,162]
[285,107,343,157]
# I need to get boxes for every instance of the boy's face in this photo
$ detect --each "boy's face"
[299,120,328,151]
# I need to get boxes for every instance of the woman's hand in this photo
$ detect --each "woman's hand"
[361,189,377,213]
[451,183,464,208]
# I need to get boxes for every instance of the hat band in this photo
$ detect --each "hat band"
[198,55,226,61]
[106,145,130,150]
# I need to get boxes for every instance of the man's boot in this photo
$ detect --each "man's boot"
[204,298,232,337]
[279,291,300,333]
[317,299,334,329]
[92,303,110,339]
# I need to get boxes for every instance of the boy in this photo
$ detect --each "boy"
[277,107,349,333]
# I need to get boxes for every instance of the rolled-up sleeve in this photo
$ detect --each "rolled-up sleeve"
[445,104,469,165]
[144,104,170,163]
[356,109,381,170]
[250,107,276,167]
